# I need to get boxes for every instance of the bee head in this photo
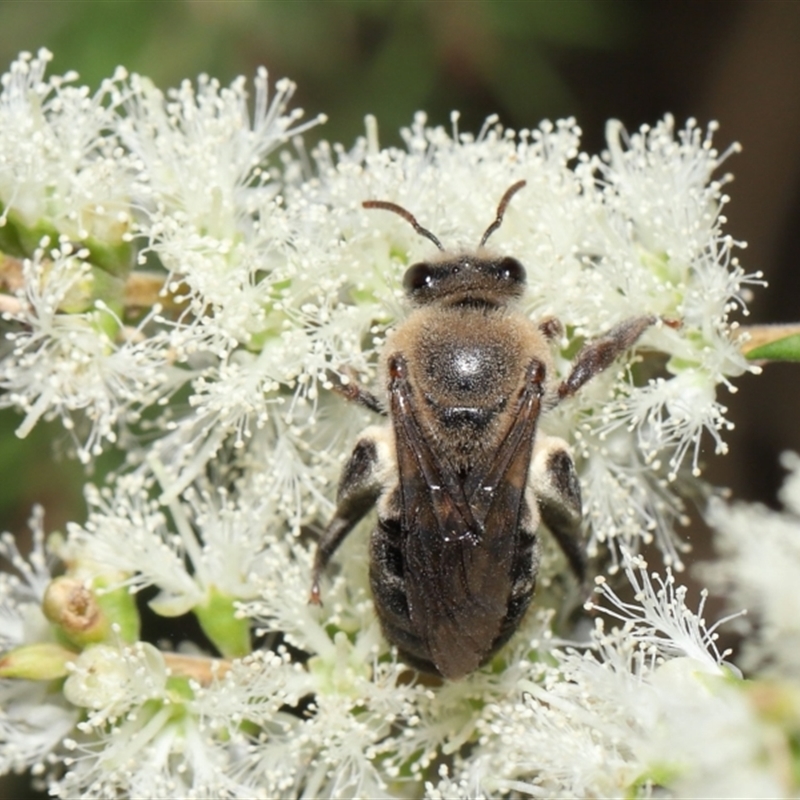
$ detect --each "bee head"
[364,180,528,308]
[402,254,526,306]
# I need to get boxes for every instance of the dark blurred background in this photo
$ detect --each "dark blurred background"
[1,1,799,795]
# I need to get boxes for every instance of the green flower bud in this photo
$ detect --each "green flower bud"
[0,642,77,680]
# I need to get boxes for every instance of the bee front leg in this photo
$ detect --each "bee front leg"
[309,432,385,605]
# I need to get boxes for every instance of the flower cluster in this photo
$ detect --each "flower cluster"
[703,451,800,680]
[2,50,791,798]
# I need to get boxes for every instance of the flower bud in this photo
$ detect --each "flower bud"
[0,642,76,680]
[42,577,110,646]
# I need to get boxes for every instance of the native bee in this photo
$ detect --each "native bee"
[310,180,660,679]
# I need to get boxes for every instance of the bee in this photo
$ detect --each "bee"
[310,180,661,679]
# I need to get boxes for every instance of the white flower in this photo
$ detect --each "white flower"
[0,244,177,461]
[0,507,52,648]
[704,452,800,678]
[577,427,691,571]
[424,558,783,799]
[1,52,786,799]
[0,509,79,775]
[46,645,314,799]
[121,67,326,350]
[63,641,167,722]
[121,68,316,238]
[64,470,283,623]
[0,49,131,245]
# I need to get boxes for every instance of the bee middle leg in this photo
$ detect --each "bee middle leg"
[309,435,384,604]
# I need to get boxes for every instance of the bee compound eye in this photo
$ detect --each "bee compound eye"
[497,256,526,283]
[403,262,435,293]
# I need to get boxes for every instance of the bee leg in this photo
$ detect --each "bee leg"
[558,315,658,400]
[537,316,564,341]
[329,367,386,415]
[529,434,585,584]
[310,435,383,604]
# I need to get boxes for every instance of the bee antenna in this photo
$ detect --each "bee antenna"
[362,200,445,251]
[479,179,527,248]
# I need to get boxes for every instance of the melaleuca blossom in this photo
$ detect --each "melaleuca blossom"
[1,52,787,800]
[0,244,175,462]
[425,559,786,799]
[0,49,131,248]
[704,452,800,680]
[0,511,79,775]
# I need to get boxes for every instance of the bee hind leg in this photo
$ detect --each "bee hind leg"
[529,434,586,586]
[558,315,658,400]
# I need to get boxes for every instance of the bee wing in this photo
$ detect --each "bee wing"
[389,356,544,679]
[388,358,476,538]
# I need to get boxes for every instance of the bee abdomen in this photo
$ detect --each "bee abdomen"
[492,531,539,652]
[369,519,439,673]
[369,517,539,677]
[369,519,410,617]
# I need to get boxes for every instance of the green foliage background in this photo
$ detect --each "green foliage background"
[1,1,633,146]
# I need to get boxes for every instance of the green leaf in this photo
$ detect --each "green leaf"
[746,333,800,362]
